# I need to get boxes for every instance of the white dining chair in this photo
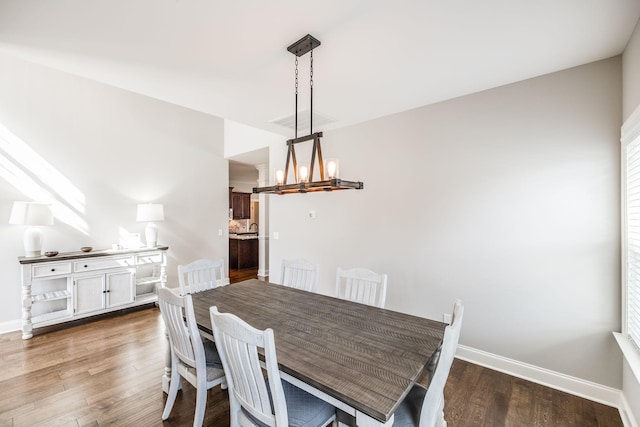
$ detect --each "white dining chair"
[158,287,226,427]
[424,300,463,380]
[210,306,337,427]
[280,258,320,292]
[392,299,464,427]
[178,258,229,296]
[335,267,388,308]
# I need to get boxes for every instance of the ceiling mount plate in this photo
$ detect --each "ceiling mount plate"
[287,34,321,57]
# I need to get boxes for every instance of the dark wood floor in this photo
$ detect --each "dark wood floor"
[0,281,622,426]
[229,266,263,283]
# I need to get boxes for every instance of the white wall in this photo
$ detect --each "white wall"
[622,16,640,425]
[0,53,229,329]
[624,19,640,121]
[224,119,282,159]
[269,57,622,388]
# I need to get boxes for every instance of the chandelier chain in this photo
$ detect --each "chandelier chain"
[295,57,298,95]
[310,50,314,88]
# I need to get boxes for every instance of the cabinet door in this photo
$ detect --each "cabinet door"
[75,274,105,315]
[107,270,135,308]
[231,192,251,219]
[232,193,243,219]
[229,239,239,269]
[238,239,258,269]
[242,193,251,219]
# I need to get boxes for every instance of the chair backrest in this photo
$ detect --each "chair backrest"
[158,287,205,371]
[210,306,288,427]
[420,299,463,427]
[178,258,228,295]
[280,258,320,292]
[335,267,388,308]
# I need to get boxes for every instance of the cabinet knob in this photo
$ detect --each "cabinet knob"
[84,265,88,268]
[51,268,55,272]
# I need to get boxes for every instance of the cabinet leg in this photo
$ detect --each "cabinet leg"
[22,280,33,340]
[22,310,33,339]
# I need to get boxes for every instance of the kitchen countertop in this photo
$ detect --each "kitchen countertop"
[229,233,259,240]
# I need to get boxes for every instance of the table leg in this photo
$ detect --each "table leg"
[355,412,394,427]
[162,326,172,393]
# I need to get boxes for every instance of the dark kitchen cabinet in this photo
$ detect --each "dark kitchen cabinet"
[231,192,251,219]
[229,238,258,269]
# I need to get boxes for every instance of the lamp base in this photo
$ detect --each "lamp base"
[23,227,43,257]
[145,223,158,248]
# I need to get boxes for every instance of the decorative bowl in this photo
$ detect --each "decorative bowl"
[44,251,59,257]
[80,246,93,252]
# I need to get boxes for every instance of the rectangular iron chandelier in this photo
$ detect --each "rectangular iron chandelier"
[253,34,364,195]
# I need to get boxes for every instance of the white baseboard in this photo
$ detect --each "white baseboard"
[619,392,639,427]
[0,319,21,335]
[456,344,624,413]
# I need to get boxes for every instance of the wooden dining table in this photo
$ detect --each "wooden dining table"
[184,279,446,426]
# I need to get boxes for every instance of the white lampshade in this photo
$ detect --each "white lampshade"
[136,203,164,222]
[9,202,54,226]
[9,202,54,257]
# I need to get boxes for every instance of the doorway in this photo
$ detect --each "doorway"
[228,155,268,279]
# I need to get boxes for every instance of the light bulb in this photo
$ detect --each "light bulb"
[298,165,309,183]
[325,159,339,179]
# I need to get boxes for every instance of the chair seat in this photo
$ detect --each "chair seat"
[282,380,335,427]
[242,380,336,427]
[203,339,223,369]
[392,385,427,427]
[180,364,226,385]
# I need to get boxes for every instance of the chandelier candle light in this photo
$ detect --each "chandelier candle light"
[136,203,164,247]
[253,34,363,194]
[9,201,54,257]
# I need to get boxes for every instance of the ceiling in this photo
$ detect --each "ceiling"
[0,1,639,140]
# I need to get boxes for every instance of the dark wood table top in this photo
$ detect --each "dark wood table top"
[190,279,446,423]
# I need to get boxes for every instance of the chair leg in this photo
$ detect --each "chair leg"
[162,370,182,420]
[229,395,242,427]
[435,399,446,427]
[193,382,208,427]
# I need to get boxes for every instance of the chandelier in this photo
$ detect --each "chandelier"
[253,34,364,194]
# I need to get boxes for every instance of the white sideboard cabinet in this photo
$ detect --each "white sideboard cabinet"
[19,246,168,339]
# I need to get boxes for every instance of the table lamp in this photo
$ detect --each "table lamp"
[9,201,54,257]
[136,203,164,247]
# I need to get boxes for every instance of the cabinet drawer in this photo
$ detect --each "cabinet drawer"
[136,253,162,265]
[74,256,135,272]
[32,262,72,278]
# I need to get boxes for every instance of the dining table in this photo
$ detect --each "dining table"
[174,279,447,427]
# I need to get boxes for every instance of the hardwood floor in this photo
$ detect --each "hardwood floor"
[0,305,622,426]
[228,266,263,283]
[445,360,622,427]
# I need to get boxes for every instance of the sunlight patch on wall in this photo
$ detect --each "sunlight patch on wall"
[0,123,88,235]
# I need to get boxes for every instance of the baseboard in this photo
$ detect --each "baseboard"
[455,344,622,409]
[618,392,639,427]
[0,319,20,335]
